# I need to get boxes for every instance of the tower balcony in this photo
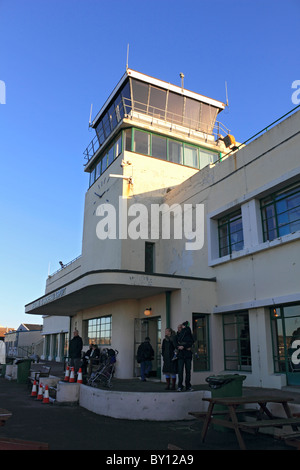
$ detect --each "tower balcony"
[83,69,230,167]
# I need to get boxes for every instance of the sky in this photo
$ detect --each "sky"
[0,0,299,329]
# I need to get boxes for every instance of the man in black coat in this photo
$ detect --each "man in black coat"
[69,330,83,374]
[175,322,194,391]
[137,337,154,382]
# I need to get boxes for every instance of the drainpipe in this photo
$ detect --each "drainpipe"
[166,291,171,329]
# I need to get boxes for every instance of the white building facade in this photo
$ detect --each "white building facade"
[25,68,300,390]
[41,315,70,362]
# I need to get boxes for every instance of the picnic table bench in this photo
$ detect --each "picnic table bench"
[189,395,300,450]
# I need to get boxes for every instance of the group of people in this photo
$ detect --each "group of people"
[162,321,194,392]
[137,321,194,391]
[70,323,195,391]
[68,330,101,375]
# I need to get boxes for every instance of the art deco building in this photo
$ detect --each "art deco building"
[26,68,300,390]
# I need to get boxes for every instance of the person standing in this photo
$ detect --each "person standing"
[176,322,194,391]
[137,336,154,382]
[161,328,177,390]
[69,329,83,375]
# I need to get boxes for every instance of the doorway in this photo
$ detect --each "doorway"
[271,304,300,385]
[134,317,161,379]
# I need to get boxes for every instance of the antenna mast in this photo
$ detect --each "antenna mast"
[89,103,93,127]
[225,81,229,107]
[126,44,129,71]
[180,72,185,91]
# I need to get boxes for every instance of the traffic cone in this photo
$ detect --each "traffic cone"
[69,367,75,383]
[37,382,43,400]
[64,365,70,382]
[43,385,50,404]
[77,368,83,384]
[31,380,37,397]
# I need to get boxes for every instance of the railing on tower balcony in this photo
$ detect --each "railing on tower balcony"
[83,97,230,165]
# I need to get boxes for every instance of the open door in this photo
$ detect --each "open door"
[134,317,161,378]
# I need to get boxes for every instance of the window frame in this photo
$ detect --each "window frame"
[260,182,300,242]
[192,313,210,372]
[218,209,244,257]
[86,316,112,346]
[222,311,251,372]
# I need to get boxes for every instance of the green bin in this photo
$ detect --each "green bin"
[205,374,246,432]
[16,359,32,384]
[0,364,6,377]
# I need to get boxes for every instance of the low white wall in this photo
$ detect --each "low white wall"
[79,384,210,421]
[56,381,80,403]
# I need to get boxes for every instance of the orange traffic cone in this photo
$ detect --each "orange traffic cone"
[43,385,50,404]
[69,367,75,383]
[77,368,83,384]
[37,382,43,400]
[64,365,70,382]
[31,380,37,397]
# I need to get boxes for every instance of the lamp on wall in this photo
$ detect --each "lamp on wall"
[144,308,152,316]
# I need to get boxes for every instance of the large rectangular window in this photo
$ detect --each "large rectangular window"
[184,144,198,168]
[168,139,183,164]
[124,128,132,151]
[271,304,300,375]
[199,149,218,169]
[131,79,149,113]
[184,98,200,128]
[193,313,210,371]
[261,182,300,242]
[152,134,167,160]
[166,91,184,125]
[149,85,166,119]
[218,210,244,257]
[223,312,251,371]
[87,316,112,346]
[134,129,150,155]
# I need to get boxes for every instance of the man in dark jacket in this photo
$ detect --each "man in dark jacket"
[69,330,83,374]
[137,337,154,382]
[175,322,194,391]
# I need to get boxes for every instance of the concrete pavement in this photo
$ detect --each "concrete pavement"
[0,377,293,451]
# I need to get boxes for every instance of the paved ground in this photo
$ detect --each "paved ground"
[0,377,294,452]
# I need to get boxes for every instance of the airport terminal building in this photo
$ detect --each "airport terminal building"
[25,68,300,390]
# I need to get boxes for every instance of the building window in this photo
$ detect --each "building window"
[87,316,112,346]
[192,314,210,371]
[223,312,251,371]
[168,139,183,164]
[218,210,244,257]
[88,133,123,188]
[134,129,150,155]
[126,127,218,169]
[260,182,300,242]
[152,134,167,160]
[270,304,300,374]
[184,144,198,168]
[145,242,155,273]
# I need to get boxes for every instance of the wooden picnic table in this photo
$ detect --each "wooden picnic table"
[0,408,12,427]
[189,395,300,450]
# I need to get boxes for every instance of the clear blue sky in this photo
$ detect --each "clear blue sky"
[0,0,299,329]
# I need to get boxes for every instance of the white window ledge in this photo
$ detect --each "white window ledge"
[209,230,300,267]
